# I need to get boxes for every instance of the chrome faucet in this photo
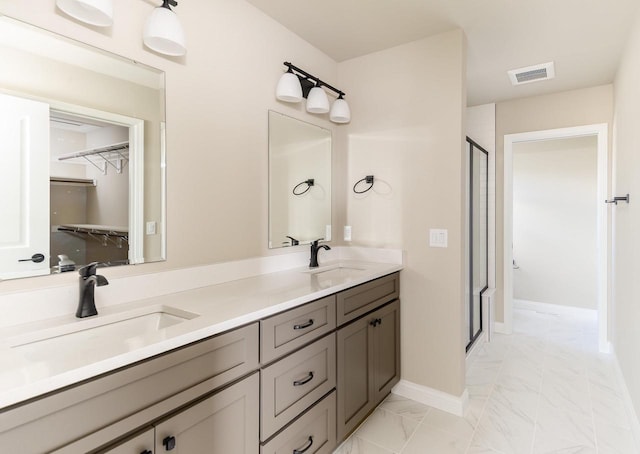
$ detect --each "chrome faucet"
[76,262,109,318]
[309,239,331,268]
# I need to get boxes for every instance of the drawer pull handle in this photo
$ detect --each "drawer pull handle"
[163,435,176,451]
[370,318,382,327]
[141,450,152,454]
[293,371,314,386]
[293,319,314,330]
[293,435,314,454]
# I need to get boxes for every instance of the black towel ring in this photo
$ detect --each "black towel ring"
[293,179,314,195]
[353,175,374,194]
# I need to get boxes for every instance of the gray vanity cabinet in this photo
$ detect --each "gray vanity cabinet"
[100,373,259,454]
[154,373,259,454]
[100,428,154,454]
[261,391,336,454]
[260,334,336,440]
[2,323,259,454]
[1,271,400,454]
[336,297,400,441]
[336,272,399,326]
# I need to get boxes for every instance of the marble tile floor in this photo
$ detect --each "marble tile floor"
[333,306,639,454]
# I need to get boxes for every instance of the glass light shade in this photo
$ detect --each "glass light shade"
[306,86,330,114]
[143,7,186,57]
[330,98,351,123]
[276,72,302,103]
[56,0,113,27]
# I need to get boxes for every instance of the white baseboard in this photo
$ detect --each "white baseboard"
[513,299,597,317]
[611,347,640,451]
[493,321,509,334]
[392,380,468,417]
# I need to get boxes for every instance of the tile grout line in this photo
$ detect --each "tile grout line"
[463,337,511,454]
[394,405,430,453]
[585,350,600,452]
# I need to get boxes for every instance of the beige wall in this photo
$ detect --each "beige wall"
[513,136,598,309]
[338,30,467,396]
[612,6,640,421]
[494,85,613,322]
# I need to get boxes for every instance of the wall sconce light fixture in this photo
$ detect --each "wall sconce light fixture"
[143,0,186,56]
[57,0,187,57]
[276,62,350,124]
[56,0,114,27]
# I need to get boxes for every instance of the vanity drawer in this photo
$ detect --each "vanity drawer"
[261,333,336,440]
[337,273,399,326]
[261,391,336,454]
[260,295,336,364]
[0,323,259,454]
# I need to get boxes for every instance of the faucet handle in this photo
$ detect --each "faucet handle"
[78,262,101,278]
[311,238,325,246]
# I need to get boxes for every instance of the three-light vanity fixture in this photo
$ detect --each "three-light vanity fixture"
[56,0,186,56]
[276,62,351,124]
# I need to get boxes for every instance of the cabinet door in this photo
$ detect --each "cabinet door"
[372,300,400,404]
[100,428,154,454]
[154,373,259,454]
[336,300,401,441]
[336,316,374,441]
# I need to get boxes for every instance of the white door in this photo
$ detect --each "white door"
[0,93,50,279]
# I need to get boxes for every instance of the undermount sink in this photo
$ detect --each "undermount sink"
[9,306,199,370]
[303,265,366,275]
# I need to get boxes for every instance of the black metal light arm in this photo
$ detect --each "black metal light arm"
[284,62,345,98]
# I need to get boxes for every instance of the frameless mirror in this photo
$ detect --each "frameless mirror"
[0,15,166,280]
[268,111,331,248]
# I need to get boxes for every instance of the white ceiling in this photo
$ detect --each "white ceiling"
[246,0,640,106]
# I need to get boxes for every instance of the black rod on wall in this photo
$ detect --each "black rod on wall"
[284,62,345,98]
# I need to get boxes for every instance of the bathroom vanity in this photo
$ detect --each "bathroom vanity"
[0,263,401,453]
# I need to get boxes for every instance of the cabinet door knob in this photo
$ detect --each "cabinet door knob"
[293,371,314,386]
[293,319,314,330]
[293,435,314,454]
[163,436,176,451]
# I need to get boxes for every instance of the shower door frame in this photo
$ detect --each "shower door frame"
[467,137,489,352]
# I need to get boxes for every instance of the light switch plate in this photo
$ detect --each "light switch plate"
[344,225,352,242]
[325,225,332,242]
[146,221,157,235]
[429,228,448,248]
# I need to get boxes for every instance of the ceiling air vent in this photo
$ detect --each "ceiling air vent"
[508,62,555,86]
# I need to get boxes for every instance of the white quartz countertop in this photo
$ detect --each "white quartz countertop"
[0,260,402,409]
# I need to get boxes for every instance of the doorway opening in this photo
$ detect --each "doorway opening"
[503,124,609,352]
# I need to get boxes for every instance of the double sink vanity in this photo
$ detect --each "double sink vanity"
[0,259,402,453]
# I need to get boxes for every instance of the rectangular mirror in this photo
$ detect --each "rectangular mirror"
[268,111,331,248]
[0,15,166,280]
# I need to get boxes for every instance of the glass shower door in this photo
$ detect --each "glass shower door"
[467,138,488,351]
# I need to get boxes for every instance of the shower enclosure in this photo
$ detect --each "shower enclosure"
[466,138,489,351]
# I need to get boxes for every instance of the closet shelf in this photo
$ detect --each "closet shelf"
[58,141,129,175]
[50,177,96,187]
[57,224,128,248]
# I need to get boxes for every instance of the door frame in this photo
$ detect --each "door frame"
[503,124,609,352]
[48,100,145,265]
